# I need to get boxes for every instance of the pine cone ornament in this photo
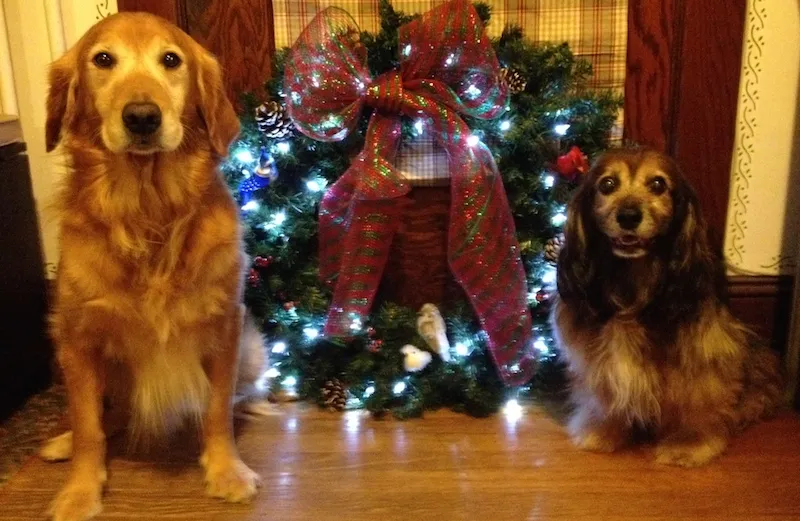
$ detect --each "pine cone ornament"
[321,379,348,411]
[501,67,527,94]
[255,101,294,139]
[544,234,564,265]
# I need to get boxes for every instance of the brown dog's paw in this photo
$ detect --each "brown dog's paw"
[655,437,727,468]
[48,481,102,521]
[202,456,261,503]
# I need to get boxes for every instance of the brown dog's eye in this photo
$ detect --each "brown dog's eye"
[598,176,617,195]
[92,52,115,69]
[162,52,182,69]
[649,176,667,195]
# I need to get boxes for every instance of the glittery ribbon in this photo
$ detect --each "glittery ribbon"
[284,0,536,384]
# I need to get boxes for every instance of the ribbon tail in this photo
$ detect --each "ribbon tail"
[319,115,410,336]
[447,146,536,386]
[322,197,405,336]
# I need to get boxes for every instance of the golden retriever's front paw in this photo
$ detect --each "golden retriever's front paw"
[41,432,74,462]
[48,481,102,521]
[202,457,261,503]
[655,437,727,468]
[572,431,620,453]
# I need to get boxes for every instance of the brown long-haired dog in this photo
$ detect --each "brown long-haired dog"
[550,147,783,467]
[42,12,265,521]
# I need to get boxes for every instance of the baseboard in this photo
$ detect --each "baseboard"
[727,275,794,353]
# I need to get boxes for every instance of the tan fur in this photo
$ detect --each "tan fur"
[552,148,783,467]
[43,13,262,521]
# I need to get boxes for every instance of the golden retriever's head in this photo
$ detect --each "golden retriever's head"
[45,12,239,157]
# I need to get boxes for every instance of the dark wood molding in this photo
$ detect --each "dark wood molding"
[624,0,746,250]
[117,0,274,107]
[727,275,794,353]
[116,0,181,24]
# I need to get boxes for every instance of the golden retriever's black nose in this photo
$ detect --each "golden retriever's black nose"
[617,206,643,230]
[123,102,162,136]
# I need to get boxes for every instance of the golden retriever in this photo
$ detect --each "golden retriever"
[551,147,783,467]
[41,12,265,520]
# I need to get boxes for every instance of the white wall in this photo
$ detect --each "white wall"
[3,0,117,277]
[724,0,800,276]
[0,1,19,115]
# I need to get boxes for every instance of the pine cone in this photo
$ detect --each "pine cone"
[544,234,564,264]
[255,101,294,140]
[500,67,527,94]
[321,378,348,411]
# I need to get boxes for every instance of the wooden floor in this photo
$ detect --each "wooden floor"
[2,404,800,521]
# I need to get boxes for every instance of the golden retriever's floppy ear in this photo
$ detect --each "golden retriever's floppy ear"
[45,48,79,152]
[195,49,240,156]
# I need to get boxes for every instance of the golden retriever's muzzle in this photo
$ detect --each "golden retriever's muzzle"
[122,102,162,140]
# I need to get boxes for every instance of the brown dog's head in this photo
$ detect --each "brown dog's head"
[45,12,239,157]
[562,147,704,260]
[557,147,721,323]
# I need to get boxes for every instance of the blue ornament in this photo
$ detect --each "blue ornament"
[239,147,278,205]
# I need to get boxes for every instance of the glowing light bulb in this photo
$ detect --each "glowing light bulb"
[465,84,482,98]
[543,175,555,189]
[306,180,321,192]
[364,385,375,398]
[272,211,287,226]
[445,53,455,66]
[542,267,557,285]
[466,135,480,147]
[276,142,291,154]
[241,200,260,212]
[350,317,362,332]
[455,342,469,357]
[402,44,412,57]
[282,376,297,388]
[554,123,571,136]
[271,342,287,354]
[303,327,320,340]
[265,367,280,378]
[234,148,255,163]
[393,381,407,395]
[534,337,549,354]
[499,120,511,132]
[503,399,523,421]
[414,119,425,135]
[551,212,567,226]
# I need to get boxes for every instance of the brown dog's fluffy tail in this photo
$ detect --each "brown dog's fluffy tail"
[735,345,784,431]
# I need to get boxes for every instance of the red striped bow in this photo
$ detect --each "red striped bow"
[284,0,536,385]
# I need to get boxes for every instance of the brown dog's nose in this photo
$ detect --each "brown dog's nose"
[122,102,162,136]
[616,205,643,230]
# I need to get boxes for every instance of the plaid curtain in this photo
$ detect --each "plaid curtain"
[273,0,628,182]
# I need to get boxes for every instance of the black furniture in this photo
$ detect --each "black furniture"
[0,116,53,421]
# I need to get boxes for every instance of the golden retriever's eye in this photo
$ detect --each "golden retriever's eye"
[162,52,182,69]
[92,52,115,69]
[649,176,667,195]
[598,176,618,195]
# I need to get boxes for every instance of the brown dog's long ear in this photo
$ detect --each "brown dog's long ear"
[196,50,240,156]
[652,160,722,323]
[45,48,79,152]
[556,179,594,303]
